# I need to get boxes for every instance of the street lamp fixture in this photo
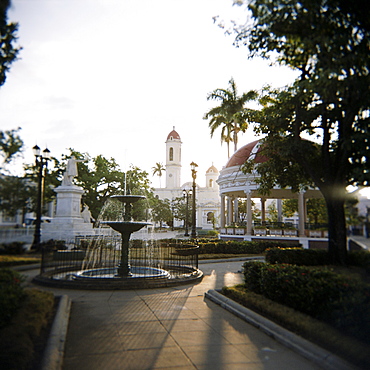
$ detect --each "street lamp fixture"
[183,188,192,236]
[32,145,51,251]
[190,161,198,239]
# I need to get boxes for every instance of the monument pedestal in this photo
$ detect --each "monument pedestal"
[42,184,94,241]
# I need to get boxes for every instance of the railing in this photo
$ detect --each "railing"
[39,237,199,279]
[220,227,328,238]
[0,228,33,243]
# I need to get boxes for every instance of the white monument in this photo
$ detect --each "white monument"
[42,157,94,241]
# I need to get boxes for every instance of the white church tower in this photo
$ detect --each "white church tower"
[165,127,181,188]
[205,164,219,190]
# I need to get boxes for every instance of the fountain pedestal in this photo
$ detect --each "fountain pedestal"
[43,184,94,240]
[102,195,150,277]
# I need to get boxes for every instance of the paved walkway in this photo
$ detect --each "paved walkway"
[25,260,323,370]
[349,235,370,250]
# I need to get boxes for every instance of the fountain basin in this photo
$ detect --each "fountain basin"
[111,195,146,203]
[101,221,150,233]
[73,266,170,280]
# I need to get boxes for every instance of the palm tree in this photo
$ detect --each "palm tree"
[203,78,258,157]
[152,162,165,188]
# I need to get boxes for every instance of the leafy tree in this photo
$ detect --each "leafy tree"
[152,162,165,188]
[172,195,194,228]
[23,156,61,216]
[344,194,364,229]
[204,77,258,157]
[149,196,172,228]
[0,0,21,87]
[237,0,370,264]
[0,175,33,220]
[237,198,259,225]
[65,150,152,220]
[66,151,123,220]
[266,201,278,223]
[283,198,328,225]
[0,127,23,168]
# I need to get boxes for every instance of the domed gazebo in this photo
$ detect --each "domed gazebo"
[216,140,326,248]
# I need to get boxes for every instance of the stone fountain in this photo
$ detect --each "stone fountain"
[33,189,203,289]
[102,194,149,277]
[73,193,170,280]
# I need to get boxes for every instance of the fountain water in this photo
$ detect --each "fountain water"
[73,194,170,280]
[33,191,202,289]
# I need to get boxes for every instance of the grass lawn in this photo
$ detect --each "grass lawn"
[0,255,41,267]
[198,253,263,260]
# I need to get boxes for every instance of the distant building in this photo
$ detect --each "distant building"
[153,128,220,230]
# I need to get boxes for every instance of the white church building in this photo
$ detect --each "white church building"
[154,128,221,230]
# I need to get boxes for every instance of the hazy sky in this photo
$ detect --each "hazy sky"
[2,0,297,187]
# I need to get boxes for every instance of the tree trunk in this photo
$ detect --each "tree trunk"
[233,127,238,153]
[323,189,348,265]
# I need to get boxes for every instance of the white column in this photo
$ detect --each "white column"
[298,191,305,237]
[261,197,266,225]
[227,197,233,225]
[277,199,282,223]
[246,191,252,235]
[220,194,226,227]
[234,198,239,225]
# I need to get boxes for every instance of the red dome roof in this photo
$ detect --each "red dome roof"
[225,140,268,168]
[167,127,181,141]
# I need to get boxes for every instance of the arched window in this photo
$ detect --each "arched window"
[169,147,173,161]
[207,212,214,224]
[209,179,213,188]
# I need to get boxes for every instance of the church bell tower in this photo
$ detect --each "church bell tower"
[165,127,181,188]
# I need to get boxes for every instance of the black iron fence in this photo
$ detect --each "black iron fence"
[39,236,199,280]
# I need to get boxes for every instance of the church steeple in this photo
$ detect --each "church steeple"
[165,126,181,188]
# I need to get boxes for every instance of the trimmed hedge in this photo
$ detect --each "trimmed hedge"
[242,261,370,343]
[266,247,370,268]
[348,250,370,272]
[0,288,55,370]
[196,240,301,255]
[265,247,330,265]
[0,242,26,255]
[154,239,300,255]
[0,268,25,328]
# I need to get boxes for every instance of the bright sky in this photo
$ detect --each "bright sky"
[2,0,298,187]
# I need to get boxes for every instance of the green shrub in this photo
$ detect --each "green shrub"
[0,242,26,255]
[0,288,54,369]
[265,247,330,265]
[348,250,370,272]
[195,240,301,255]
[0,268,26,328]
[31,239,66,253]
[242,261,370,343]
[265,247,370,269]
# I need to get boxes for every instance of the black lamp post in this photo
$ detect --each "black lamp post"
[183,188,192,236]
[190,161,198,239]
[32,145,51,251]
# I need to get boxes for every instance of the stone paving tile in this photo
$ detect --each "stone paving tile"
[121,347,195,369]
[65,334,124,356]
[59,261,324,370]
[160,318,214,332]
[117,320,167,335]
[181,343,253,368]
[233,343,320,370]
[119,332,178,351]
[169,329,230,348]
